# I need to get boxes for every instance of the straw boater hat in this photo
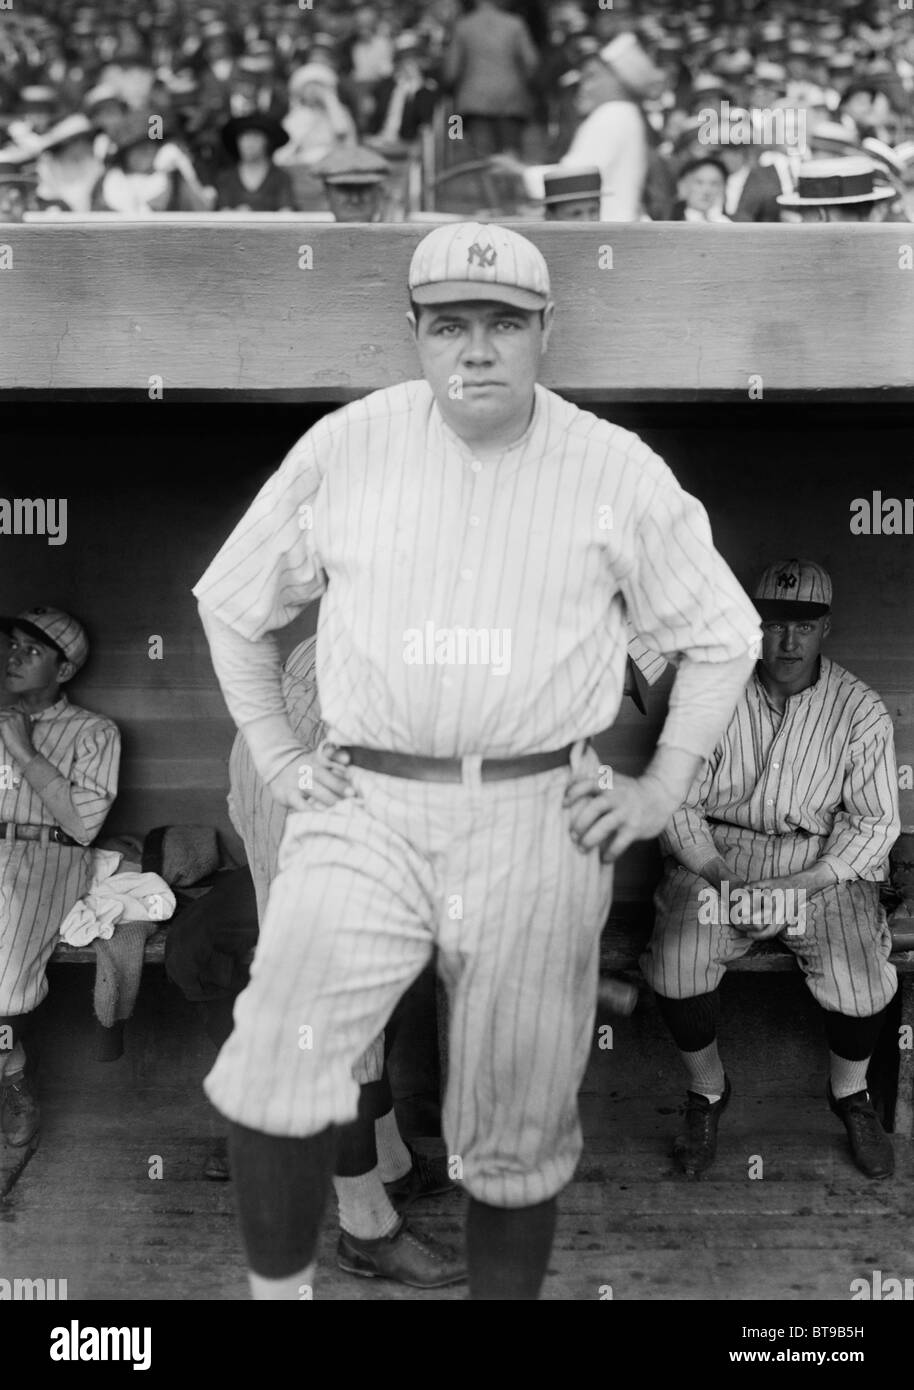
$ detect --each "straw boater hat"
[542,167,601,206]
[776,155,896,206]
[597,33,666,99]
[37,114,96,155]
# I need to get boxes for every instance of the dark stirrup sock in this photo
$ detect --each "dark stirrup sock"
[466,1196,558,1300]
[823,1008,887,1063]
[226,1122,338,1278]
[335,1080,387,1177]
[654,990,720,1053]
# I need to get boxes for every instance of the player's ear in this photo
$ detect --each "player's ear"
[406,310,418,342]
[539,301,555,355]
[821,615,832,640]
[57,658,77,686]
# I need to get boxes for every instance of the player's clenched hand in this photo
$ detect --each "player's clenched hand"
[563,770,677,864]
[267,743,354,812]
[0,707,34,765]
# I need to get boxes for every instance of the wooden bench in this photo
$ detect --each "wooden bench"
[49,897,914,1139]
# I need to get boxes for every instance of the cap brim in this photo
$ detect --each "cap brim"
[411,282,548,311]
[755,599,830,620]
[777,187,896,205]
[10,617,69,659]
[323,173,386,185]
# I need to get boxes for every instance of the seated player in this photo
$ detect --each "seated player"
[0,608,120,1145]
[167,634,463,1289]
[641,560,900,1180]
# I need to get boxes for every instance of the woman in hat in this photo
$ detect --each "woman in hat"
[33,115,105,213]
[215,113,294,212]
[275,62,358,211]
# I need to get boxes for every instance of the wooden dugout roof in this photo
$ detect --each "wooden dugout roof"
[1,220,913,398]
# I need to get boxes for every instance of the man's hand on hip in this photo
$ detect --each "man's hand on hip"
[268,742,354,812]
[563,769,681,864]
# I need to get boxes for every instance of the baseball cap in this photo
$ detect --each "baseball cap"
[10,607,90,671]
[753,560,832,621]
[408,222,551,312]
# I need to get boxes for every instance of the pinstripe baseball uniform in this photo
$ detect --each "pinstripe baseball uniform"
[194,378,760,1206]
[0,695,120,1015]
[641,658,900,1015]
[228,636,384,1085]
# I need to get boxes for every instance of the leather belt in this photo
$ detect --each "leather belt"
[0,822,78,847]
[342,744,575,784]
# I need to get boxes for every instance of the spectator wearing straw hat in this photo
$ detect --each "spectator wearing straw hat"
[777,154,898,222]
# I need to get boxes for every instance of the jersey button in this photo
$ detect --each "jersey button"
[470,460,482,473]
[772,763,780,770]
[469,515,481,527]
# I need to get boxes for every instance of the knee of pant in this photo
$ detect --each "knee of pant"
[823,1007,887,1061]
[654,990,719,1051]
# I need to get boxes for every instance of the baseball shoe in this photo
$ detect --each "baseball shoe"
[202,1139,231,1182]
[672,1075,731,1178]
[337,1217,466,1289]
[827,1084,894,1180]
[384,1144,456,1208]
[1,1070,40,1148]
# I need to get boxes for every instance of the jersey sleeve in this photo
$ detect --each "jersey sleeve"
[193,422,332,640]
[819,703,900,882]
[67,717,121,843]
[612,438,762,668]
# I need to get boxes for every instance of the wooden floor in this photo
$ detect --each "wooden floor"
[2,968,912,1302]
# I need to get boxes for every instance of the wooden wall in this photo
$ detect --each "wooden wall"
[1,222,912,397]
[2,402,910,898]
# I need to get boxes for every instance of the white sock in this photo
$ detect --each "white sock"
[249,1261,317,1301]
[374,1108,411,1183]
[0,1040,25,1081]
[829,1052,870,1101]
[681,1040,725,1102]
[333,1168,400,1240]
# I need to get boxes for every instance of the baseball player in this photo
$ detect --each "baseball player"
[193,221,761,1300]
[167,634,463,1287]
[641,561,900,1180]
[0,608,120,1146]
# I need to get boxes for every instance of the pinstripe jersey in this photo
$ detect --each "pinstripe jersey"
[0,694,120,1014]
[660,657,900,883]
[0,694,120,844]
[193,380,759,757]
[228,637,323,917]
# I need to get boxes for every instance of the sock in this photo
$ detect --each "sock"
[467,1197,558,1300]
[333,1169,401,1240]
[680,1040,725,1101]
[1,1040,26,1080]
[226,1122,337,1279]
[374,1107,411,1183]
[249,1260,317,1302]
[829,1052,870,1101]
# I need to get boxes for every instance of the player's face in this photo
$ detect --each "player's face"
[409,300,554,448]
[5,628,67,699]
[0,632,16,706]
[759,616,830,690]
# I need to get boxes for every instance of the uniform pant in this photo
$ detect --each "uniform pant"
[0,841,90,1017]
[640,861,897,1017]
[205,742,614,1208]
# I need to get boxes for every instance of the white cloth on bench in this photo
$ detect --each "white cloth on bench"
[59,848,175,947]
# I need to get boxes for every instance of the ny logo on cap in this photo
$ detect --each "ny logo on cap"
[467,241,497,268]
[776,571,797,590]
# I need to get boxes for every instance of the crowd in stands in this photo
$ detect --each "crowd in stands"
[0,0,912,222]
